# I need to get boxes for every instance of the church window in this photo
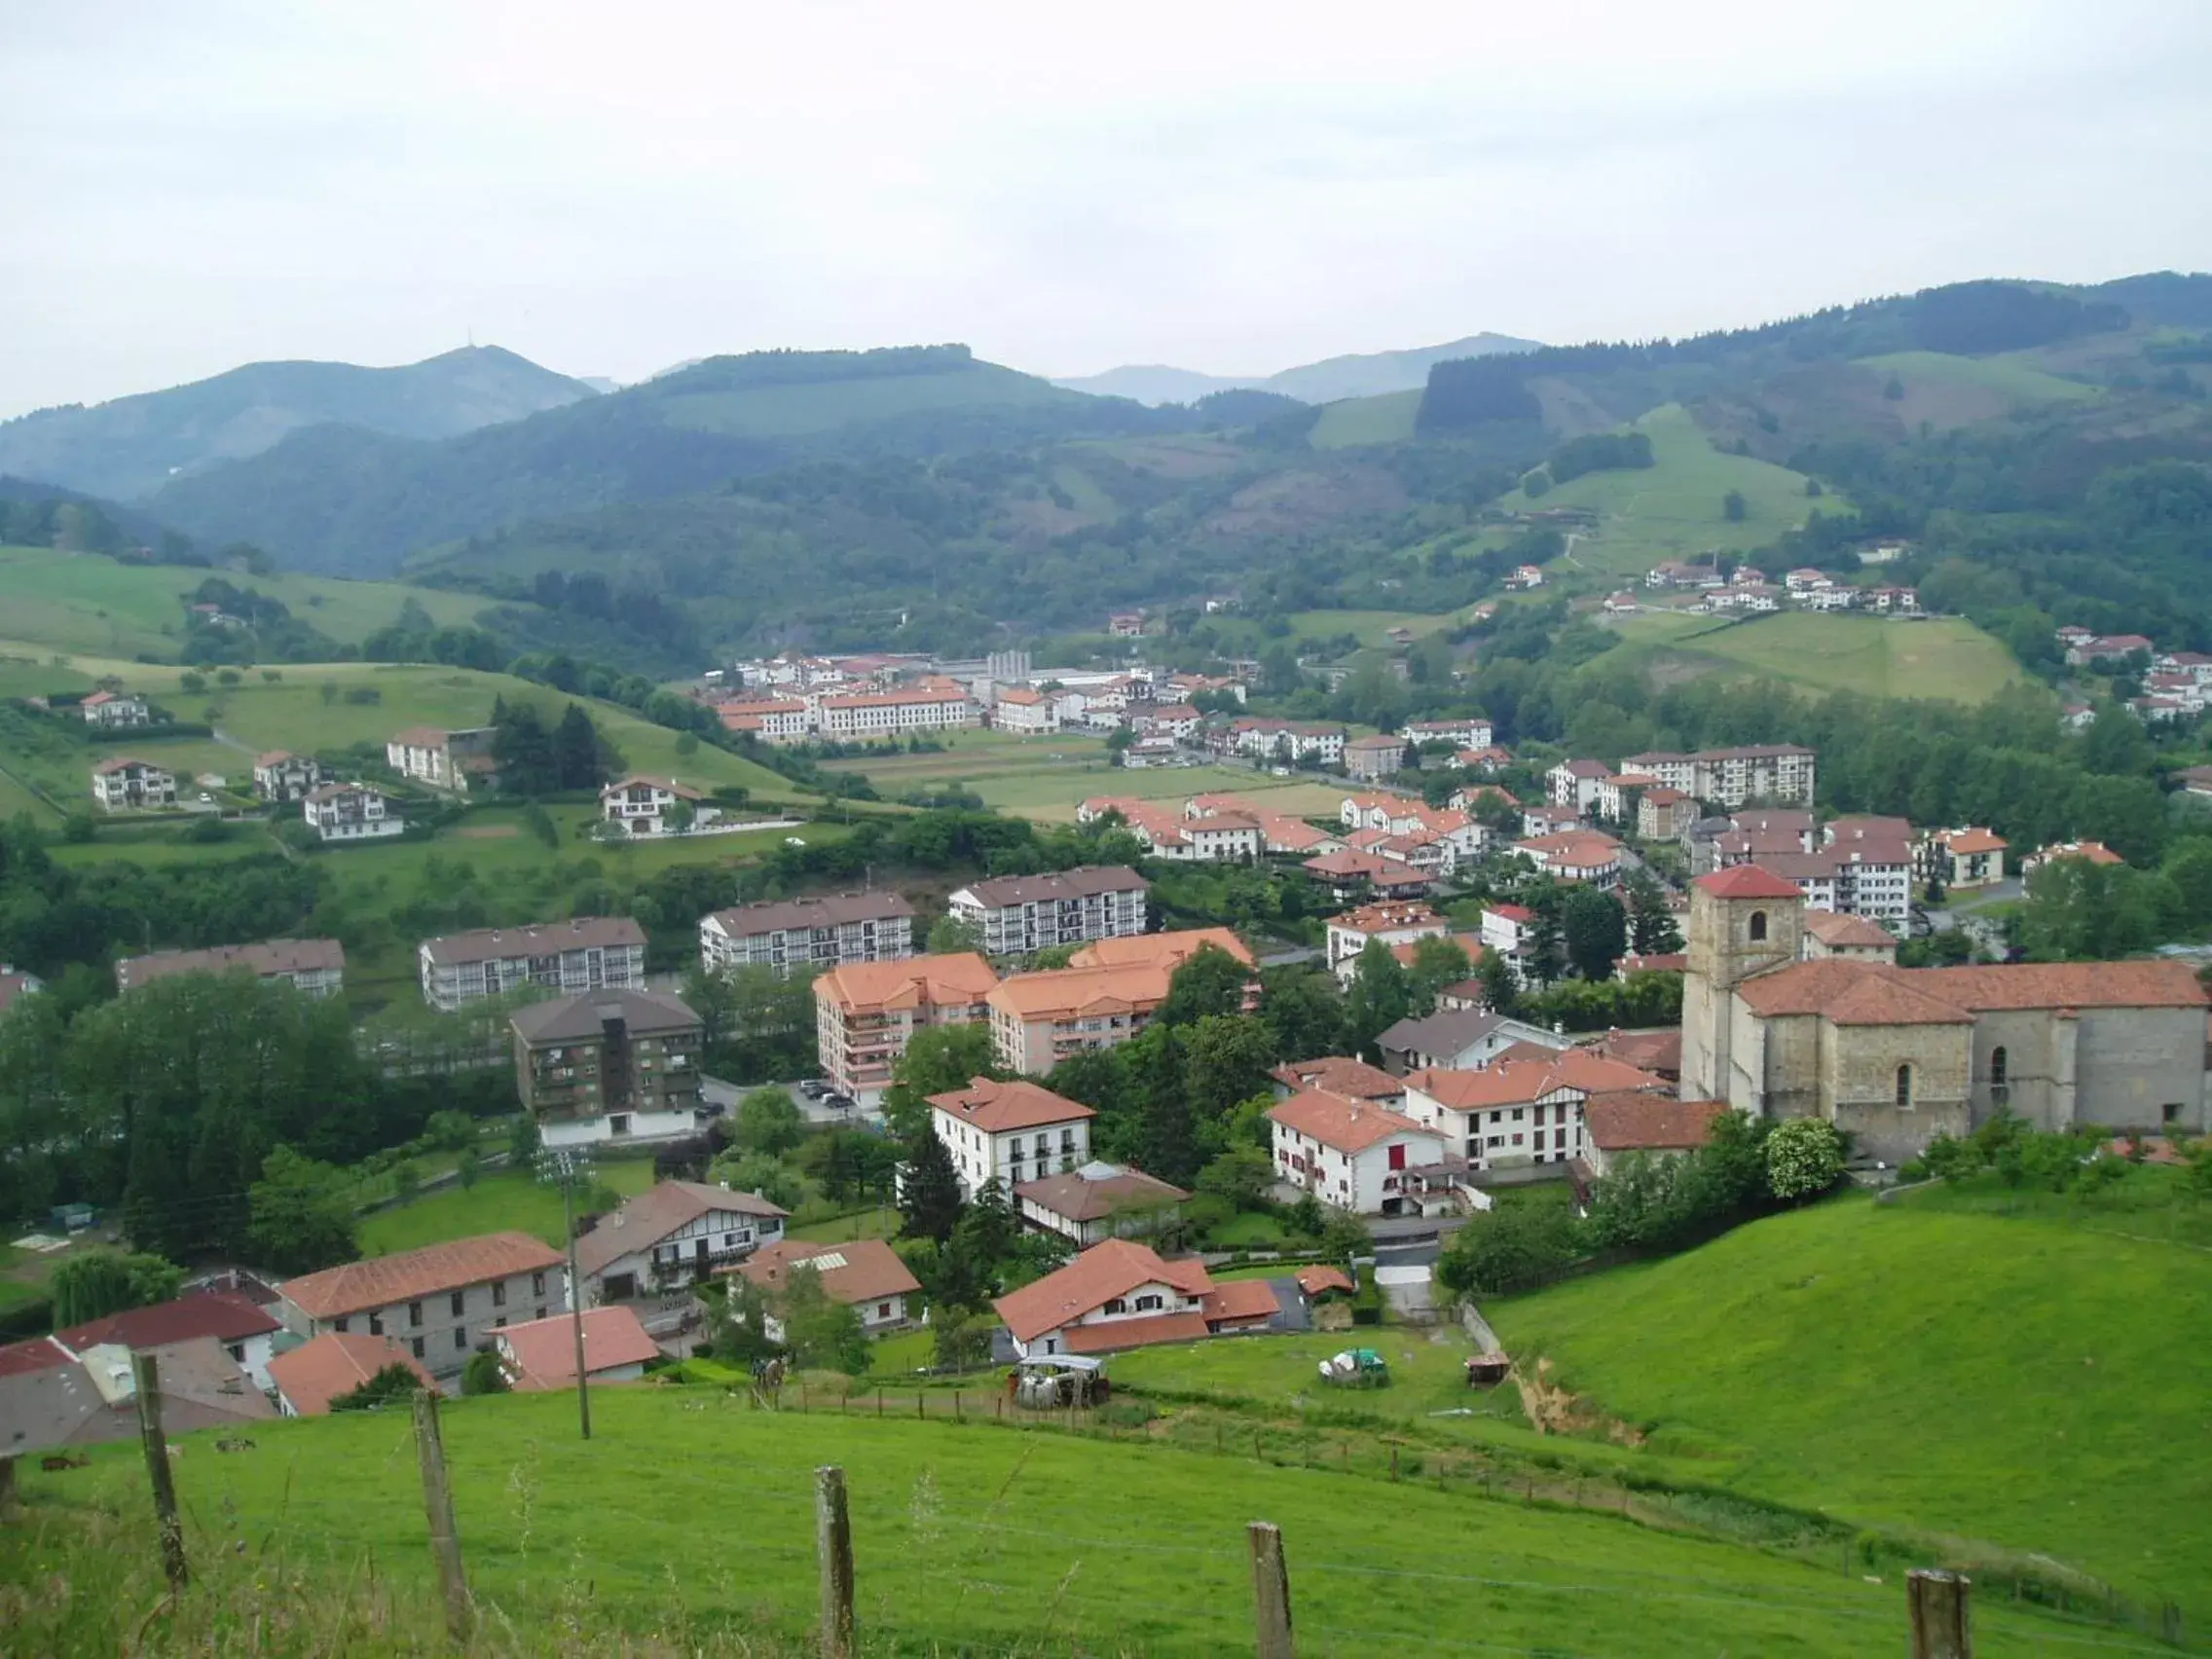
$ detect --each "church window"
[1895,1065,1912,1107]
[1989,1047,2009,1106]
[1748,910,1768,942]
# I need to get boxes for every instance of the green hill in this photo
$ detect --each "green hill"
[1,1385,2167,1655]
[0,346,596,502]
[1490,1185,2212,1625]
[1604,610,2028,703]
[1307,388,1421,449]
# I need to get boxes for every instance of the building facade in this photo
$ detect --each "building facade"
[115,938,346,999]
[946,866,1149,957]
[812,953,1002,1106]
[304,782,402,842]
[700,892,917,977]
[927,1077,1096,1198]
[510,988,705,1146]
[418,917,647,1012]
[91,756,175,811]
[598,775,707,836]
[277,1233,570,1381]
[254,751,322,802]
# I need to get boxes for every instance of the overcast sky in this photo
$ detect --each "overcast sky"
[4,1,2209,416]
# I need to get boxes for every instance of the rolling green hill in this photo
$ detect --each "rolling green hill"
[1604,609,2028,703]
[1491,1186,2212,1625]
[0,346,596,502]
[0,1385,2165,1655]
[1307,387,1421,448]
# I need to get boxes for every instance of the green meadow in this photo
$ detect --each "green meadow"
[1605,609,2028,704]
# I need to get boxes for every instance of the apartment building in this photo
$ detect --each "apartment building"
[992,686,1059,734]
[1621,745,1817,809]
[984,929,1253,1073]
[1223,718,1346,764]
[253,751,322,802]
[80,689,151,727]
[813,953,1001,1106]
[714,698,812,744]
[304,782,402,842]
[1545,758,1612,813]
[813,685,976,739]
[115,939,347,999]
[927,1077,1095,1198]
[1511,830,1624,887]
[1344,733,1408,781]
[1402,718,1493,750]
[386,725,499,793]
[1268,1089,1449,1216]
[277,1233,569,1381]
[946,866,1149,957]
[701,891,917,978]
[510,987,704,1146]
[1400,1051,1668,1172]
[91,756,175,811]
[418,916,647,1012]
[1325,902,1448,970]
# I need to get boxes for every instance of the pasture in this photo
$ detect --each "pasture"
[1307,387,1421,449]
[1606,609,2027,703]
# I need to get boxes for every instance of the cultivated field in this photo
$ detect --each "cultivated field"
[1607,609,2027,703]
[1490,1183,2212,1624]
[0,1385,2149,1656]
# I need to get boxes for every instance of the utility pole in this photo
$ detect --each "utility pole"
[536,1145,595,1441]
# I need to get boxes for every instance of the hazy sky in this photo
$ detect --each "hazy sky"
[4,1,2209,416]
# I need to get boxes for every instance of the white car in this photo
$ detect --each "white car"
[197,792,213,804]
[784,835,806,847]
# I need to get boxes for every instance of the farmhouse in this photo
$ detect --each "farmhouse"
[573,1180,789,1303]
[510,987,704,1147]
[992,1238,1277,1359]
[598,774,708,836]
[928,1076,1096,1198]
[497,1307,661,1390]
[1015,1161,1188,1246]
[80,689,151,727]
[115,938,346,999]
[304,782,402,842]
[701,891,917,977]
[418,916,647,1012]
[90,756,175,811]
[267,1332,436,1416]
[278,1232,569,1381]
[253,750,321,802]
[733,1237,923,1336]
[813,952,1002,1106]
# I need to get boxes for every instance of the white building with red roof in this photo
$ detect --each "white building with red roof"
[1402,1051,1666,1172]
[497,1306,661,1390]
[1269,1088,1451,1215]
[277,1232,569,1381]
[927,1077,1096,1198]
[991,1238,1277,1359]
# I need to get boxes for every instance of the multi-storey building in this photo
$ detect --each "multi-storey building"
[1622,745,1817,809]
[304,782,402,842]
[91,756,175,811]
[1400,1051,1667,1172]
[1223,718,1346,764]
[1401,718,1493,750]
[253,751,322,803]
[115,938,347,999]
[983,929,1253,1073]
[813,953,1002,1107]
[509,987,704,1146]
[991,686,1059,734]
[1325,901,1447,970]
[946,866,1149,957]
[80,689,151,727]
[812,686,975,739]
[418,917,647,1012]
[277,1233,569,1381]
[714,698,813,744]
[386,725,499,793]
[927,1077,1095,1198]
[700,891,917,977]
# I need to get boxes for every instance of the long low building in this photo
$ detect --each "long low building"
[699,891,917,977]
[115,938,347,999]
[277,1232,570,1382]
[418,916,647,1011]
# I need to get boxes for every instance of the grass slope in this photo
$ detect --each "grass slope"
[1857,350,2100,424]
[1308,388,1421,449]
[1607,610,2027,703]
[357,1161,657,1254]
[1499,404,1842,580]
[0,545,502,660]
[1,1386,2151,1656]
[1490,1188,2212,1621]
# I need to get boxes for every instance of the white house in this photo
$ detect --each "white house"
[1511,830,1624,886]
[496,1307,661,1390]
[1545,758,1612,813]
[304,782,402,842]
[1401,1051,1666,1172]
[571,1180,790,1304]
[1268,1088,1449,1216]
[1324,901,1447,970]
[1374,1008,1569,1075]
[599,774,711,836]
[254,751,322,803]
[733,1237,923,1337]
[80,689,150,727]
[993,686,1060,734]
[990,1238,1278,1360]
[91,756,175,811]
[1401,718,1493,751]
[927,1076,1095,1198]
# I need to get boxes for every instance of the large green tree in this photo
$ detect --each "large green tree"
[899,1126,965,1243]
[1343,939,1412,1059]
[1156,944,1254,1027]
[49,1249,183,1328]
[1561,886,1629,981]
[880,1022,1002,1140]
[247,1146,359,1275]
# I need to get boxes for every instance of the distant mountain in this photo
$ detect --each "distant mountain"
[0,346,599,502]
[1052,332,1542,406]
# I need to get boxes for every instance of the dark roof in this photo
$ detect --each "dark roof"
[116,939,345,990]
[1014,1163,1188,1224]
[1376,1008,1509,1060]
[956,866,1147,907]
[420,916,645,966]
[55,1291,280,1352]
[509,987,701,1045]
[574,1181,790,1280]
[704,892,916,937]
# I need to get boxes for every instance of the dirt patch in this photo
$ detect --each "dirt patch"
[1512,1356,1646,1447]
[456,824,520,839]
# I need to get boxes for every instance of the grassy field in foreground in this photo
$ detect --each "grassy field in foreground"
[1490,1185,2212,1622]
[1113,1327,1528,1434]
[0,544,500,660]
[1,1387,2153,1657]
[1495,403,1844,581]
[1607,609,2027,703]
[357,1161,659,1254]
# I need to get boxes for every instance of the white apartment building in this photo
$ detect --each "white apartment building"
[1546,759,1613,813]
[386,726,498,794]
[304,783,402,842]
[1402,718,1493,750]
[992,686,1060,734]
[1269,1089,1449,1216]
[1621,745,1817,809]
[1398,1051,1664,1171]
[253,751,322,803]
[1225,719,1346,764]
[813,686,976,739]
[91,756,176,811]
[115,938,347,999]
[1324,901,1448,970]
[700,892,917,977]
[947,866,1149,956]
[714,698,813,744]
[418,916,647,1012]
[927,1077,1095,1198]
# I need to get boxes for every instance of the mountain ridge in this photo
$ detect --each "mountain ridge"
[1052,331,1542,405]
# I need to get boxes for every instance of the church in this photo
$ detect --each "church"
[1678,866,2208,1164]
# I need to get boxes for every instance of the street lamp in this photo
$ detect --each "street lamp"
[535,1144,595,1441]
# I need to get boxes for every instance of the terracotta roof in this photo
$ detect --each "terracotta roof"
[282,1233,565,1320]
[1014,1164,1188,1224]
[55,1292,279,1352]
[1913,960,2206,1013]
[388,725,449,748]
[1694,865,1805,900]
[1294,1265,1355,1298]
[1585,1028,1682,1077]
[929,1076,1095,1133]
[1734,960,1972,1025]
[1408,1051,1667,1111]
[602,773,705,800]
[0,1336,75,1379]
[420,916,645,966]
[574,1181,791,1281]
[254,750,299,766]
[1514,831,1623,866]
[1269,1055,1404,1100]
[733,1237,921,1307]
[1939,828,2008,854]
[1554,758,1612,777]
[91,756,166,775]
[1334,901,1443,936]
[986,962,1169,1020]
[266,1332,434,1415]
[1268,1089,1444,1154]
[1070,928,1254,970]
[1803,911,1898,948]
[116,938,345,990]
[991,1238,1212,1343]
[1058,1310,1212,1354]
[1584,1094,1728,1153]
[814,953,999,1014]
[1202,1279,1281,1324]
[498,1307,660,1389]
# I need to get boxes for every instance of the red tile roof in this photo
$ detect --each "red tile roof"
[991,1238,1212,1343]
[1268,1055,1404,1100]
[1267,1089,1443,1154]
[1408,1051,1667,1110]
[266,1332,434,1415]
[733,1237,921,1307]
[1058,1310,1212,1354]
[1202,1279,1281,1325]
[283,1233,565,1320]
[927,1076,1096,1133]
[498,1306,660,1389]
[1294,1265,1355,1298]
[1583,1094,1728,1153]
[1694,866,1804,900]
[55,1291,280,1352]
[1735,960,1972,1025]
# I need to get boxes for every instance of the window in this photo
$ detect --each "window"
[1988,1046,2009,1105]
[1134,1294,1163,1311]
[609,1113,632,1136]
[1896,1064,1913,1107]
[411,1337,426,1359]
[1748,909,1768,942]
[227,1343,244,1362]
[533,1272,547,1296]
[368,1314,384,1336]
[454,1330,468,1351]
[408,1301,424,1328]
[876,1302,892,1319]
[495,1317,506,1329]
[1387,1144,1407,1171]
[492,1282,506,1308]
[2163,1102,2184,1124]
[333,1317,350,1334]
[535,1307,547,1320]
[450,1291,464,1317]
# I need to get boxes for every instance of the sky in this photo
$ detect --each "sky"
[4,0,2210,416]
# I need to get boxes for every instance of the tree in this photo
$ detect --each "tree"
[707,1276,781,1366]
[931,1307,995,1371]
[925,912,983,955]
[1765,1118,1844,1200]
[712,1152,805,1212]
[330,1362,427,1413]
[899,1127,964,1243]
[952,1176,1018,1272]
[735,1087,807,1157]
[1157,944,1254,1027]
[461,1349,511,1396]
[1477,950,1520,1015]
[49,1250,183,1328]
[880,1022,1001,1140]
[554,703,608,790]
[1196,1146,1274,1210]
[1258,964,1346,1061]
[492,702,558,795]
[1722,490,1748,523]
[779,1264,870,1375]
[1623,868,1682,955]
[1435,1201,1584,1300]
[1343,938,1412,1058]
[1405,936,1473,1016]
[1561,886,1629,981]
[456,1149,483,1190]
[247,1147,358,1275]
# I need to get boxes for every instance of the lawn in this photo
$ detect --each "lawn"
[356,1161,659,1255]
[1,1385,2144,1657]
[1493,403,1845,581]
[1307,388,1421,449]
[1112,1328,1528,1436]
[1608,609,2027,703]
[788,1204,901,1243]
[1489,1187,2212,1623]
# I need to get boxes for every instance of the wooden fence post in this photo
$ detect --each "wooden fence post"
[412,1390,472,1644]
[131,1351,189,1593]
[816,1465,856,1659]
[1248,1521,1294,1659]
[1908,1569,1972,1659]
